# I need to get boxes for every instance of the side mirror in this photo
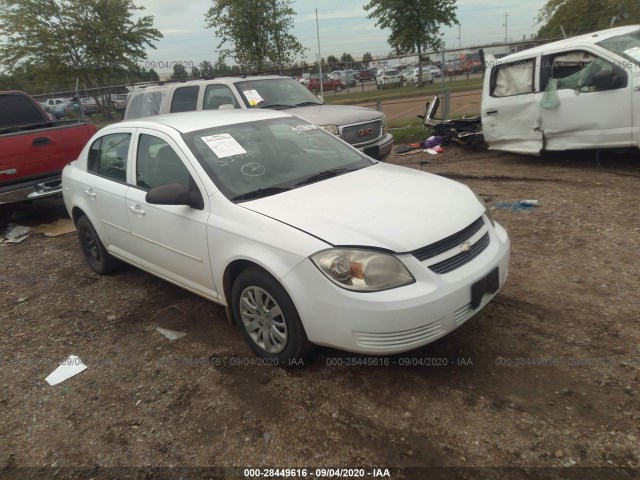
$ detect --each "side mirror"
[592,70,616,90]
[146,183,204,210]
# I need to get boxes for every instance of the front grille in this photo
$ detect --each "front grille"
[412,217,485,262]
[341,121,382,146]
[429,232,490,274]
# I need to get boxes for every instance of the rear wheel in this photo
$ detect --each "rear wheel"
[232,267,310,363]
[76,215,123,274]
[334,85,343,93]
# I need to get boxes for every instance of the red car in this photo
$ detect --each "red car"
[307,76,347,94]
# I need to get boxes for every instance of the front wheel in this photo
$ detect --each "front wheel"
[76,215,123,275]
[334,85,343,93]
[232,267,310,363]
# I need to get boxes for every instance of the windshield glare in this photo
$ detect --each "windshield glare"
[597,29,640,67]
[183,117,373,200]
[234,78,323,109]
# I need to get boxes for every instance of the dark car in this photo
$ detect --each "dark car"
[356,69,376,82]
[307,75,347,94]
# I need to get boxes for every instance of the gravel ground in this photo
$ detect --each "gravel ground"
[1,145,639,480]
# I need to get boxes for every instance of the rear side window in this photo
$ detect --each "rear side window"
[87,133,130,182]
[0,94,47,127]
[170,86,199,113]
[125,91,164,119]
[491,59,534,97]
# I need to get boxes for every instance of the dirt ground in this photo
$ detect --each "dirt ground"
[1,145,639,480]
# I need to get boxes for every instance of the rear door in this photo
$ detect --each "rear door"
[481,57,543,155]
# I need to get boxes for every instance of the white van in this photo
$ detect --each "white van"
[481,25,640,155]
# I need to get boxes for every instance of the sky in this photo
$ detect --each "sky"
[139,0,548,74]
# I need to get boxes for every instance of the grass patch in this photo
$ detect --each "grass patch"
[326,77,483,105]
[388,118,427,145]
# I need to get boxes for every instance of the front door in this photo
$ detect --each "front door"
[126,130,217,299]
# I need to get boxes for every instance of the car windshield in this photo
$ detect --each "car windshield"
[597,28,640,67]
[234,78,323,109]
[182,117,373,201]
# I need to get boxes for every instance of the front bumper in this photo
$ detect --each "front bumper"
[281,221,510,355]
[356,133,393,161]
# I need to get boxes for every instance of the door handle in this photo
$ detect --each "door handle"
[32,137,52,146]
[485,109,498,115]
[84,189,96,198]
[129,205,146,215]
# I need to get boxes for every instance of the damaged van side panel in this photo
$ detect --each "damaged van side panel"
[481,25,640,155]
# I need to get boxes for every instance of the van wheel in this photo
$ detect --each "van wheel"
[76,215,123,275]
[232,267,310,363]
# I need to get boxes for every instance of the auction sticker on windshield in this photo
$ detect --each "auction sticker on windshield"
[624,46,640,61]
[201,134,247,158]
[242,89,264,106]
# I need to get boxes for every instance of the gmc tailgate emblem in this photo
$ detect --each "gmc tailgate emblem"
[357,128,373,137]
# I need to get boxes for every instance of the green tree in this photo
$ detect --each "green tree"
[199,61,215,78]
[205,0,305,71]
[362,52,373,63]
[341,52,354,65]
[326,55,339,69]
[537,0,640,38]
[148,68,160,82]
[0,0,162,114]
[191,66,201,79]
[171,63,189,81]
[364,0,458,84]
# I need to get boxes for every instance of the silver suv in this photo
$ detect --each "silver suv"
[124,76,393,160]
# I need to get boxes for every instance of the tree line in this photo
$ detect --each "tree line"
[1,0,639,98]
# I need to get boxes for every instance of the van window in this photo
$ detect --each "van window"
[491,59,534,97]
[203,85,240,110]
[170,86,199,113]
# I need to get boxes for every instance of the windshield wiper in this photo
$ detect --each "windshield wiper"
[232,186,291,202]
[293,101,322,107]
[258,103,294,110]
[294,167,355,187]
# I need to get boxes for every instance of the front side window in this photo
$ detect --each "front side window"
[547,51,627,92]
[182,117,372,200]
[125,91,164,119]
[491,59,534,97]
[203,84,240,110]
[136,134,192,191]
[87,133,130,182]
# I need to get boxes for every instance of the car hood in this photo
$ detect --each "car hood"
[285,104,383,126]
[241,162,484,252]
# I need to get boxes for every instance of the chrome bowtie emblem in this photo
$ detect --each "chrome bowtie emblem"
[459,241,471,253]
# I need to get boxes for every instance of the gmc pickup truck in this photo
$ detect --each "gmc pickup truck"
[0,91,97,204]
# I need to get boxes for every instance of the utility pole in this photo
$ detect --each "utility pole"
[458,25,462,50]
[316,8,323,97]
[503,12,509,54]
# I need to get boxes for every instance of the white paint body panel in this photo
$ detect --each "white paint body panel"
[63,110,510,355]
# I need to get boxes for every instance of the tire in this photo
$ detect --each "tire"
[334,85,342,93]
[232,267,310,363]
[76,215,123,275]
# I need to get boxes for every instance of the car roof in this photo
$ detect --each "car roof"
[130,75,293,93]
[113,109,293,134]
[498,25,640,63]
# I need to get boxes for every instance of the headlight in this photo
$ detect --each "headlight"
[381,115,388,134]
[474,192,495,227]
[311,249,415,292]
[320,125,339,135]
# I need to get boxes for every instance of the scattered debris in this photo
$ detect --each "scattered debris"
[496,200,540,212]
[45,355,87,386]
[15,297,28,303]
[156,327,187,341]
[264,432,272,445]
[2,225,31,244]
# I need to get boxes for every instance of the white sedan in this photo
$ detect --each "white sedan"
[62,110,510,362]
